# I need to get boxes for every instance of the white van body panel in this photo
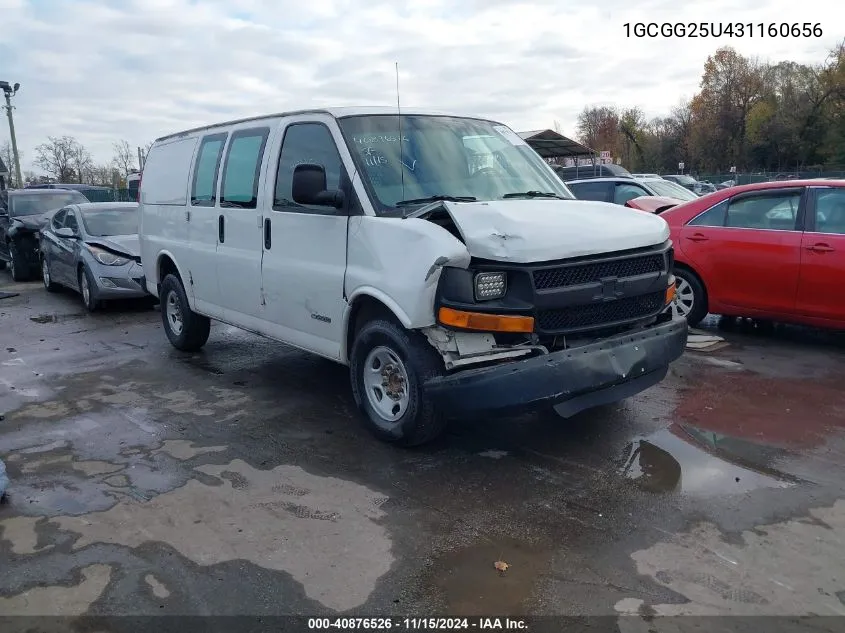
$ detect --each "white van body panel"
[138,137,198,299]
[344,215,470,330]
[437,199,671,263]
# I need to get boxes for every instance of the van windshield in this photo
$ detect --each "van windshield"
[338,115,573,215]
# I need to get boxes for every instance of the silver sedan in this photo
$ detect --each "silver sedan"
[39,202,149,311]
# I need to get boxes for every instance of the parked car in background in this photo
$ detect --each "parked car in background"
[39,202,146,311]
[624,196,684,214]
[127,172,141,201]
[659,180,845,328]
[552,163,632,180]
[661,174,714,196]
[0,189,90,280]
[565,176,699,206]
[716,180,736,190]
[632,173,663,179]
[25,183,115,202]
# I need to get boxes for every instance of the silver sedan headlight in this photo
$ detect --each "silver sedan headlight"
[474,272,507,301]
[87,245,130,266]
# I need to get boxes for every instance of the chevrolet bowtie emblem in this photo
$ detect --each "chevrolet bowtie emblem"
[596,277,624,301]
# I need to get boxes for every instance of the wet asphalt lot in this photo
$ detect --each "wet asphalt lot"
[1,274,845,631]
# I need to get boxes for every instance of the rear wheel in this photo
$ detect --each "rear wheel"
[160,274,210,351]
[671,268,708,327]
[350,318,447,447]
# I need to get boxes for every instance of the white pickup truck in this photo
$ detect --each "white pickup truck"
[138,107,687,446]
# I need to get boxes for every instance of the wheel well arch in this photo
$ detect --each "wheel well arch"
[342,294,404,364]
[154,252,185,294]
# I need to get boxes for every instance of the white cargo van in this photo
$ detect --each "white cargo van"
[139,107,687,446]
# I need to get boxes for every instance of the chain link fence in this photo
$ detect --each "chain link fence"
[79,188,136,203]
[695,169,845,186]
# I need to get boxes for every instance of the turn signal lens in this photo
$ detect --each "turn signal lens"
[665,282,677,304]
[438,307,534,333]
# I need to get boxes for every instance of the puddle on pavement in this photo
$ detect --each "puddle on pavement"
[620,424,798,495]
[29,313,86,324]
[433,537,550,615]
[0,409,188,516]
[675,371,845,449]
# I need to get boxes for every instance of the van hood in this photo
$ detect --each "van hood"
[423,199,670,263]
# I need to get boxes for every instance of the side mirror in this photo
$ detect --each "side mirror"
[55,227,76,238]
[291,163,345,209]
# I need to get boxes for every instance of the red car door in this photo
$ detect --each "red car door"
[796,186,845,322]
[678,188,805,315]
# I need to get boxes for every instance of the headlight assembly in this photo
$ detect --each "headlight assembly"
[474,272,506,301]
[87,245,130,266]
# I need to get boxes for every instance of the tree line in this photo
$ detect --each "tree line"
[0,138,153,189]
[574,42,845,175]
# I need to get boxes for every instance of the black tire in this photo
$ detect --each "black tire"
[9,242,30,282]
[349,318,447,447]
[0,259,6,270]
[78,265,100,312]
[41,256,59,292]
[674,267,708,327]
[159,274,211,351]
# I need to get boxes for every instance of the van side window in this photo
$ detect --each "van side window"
[220,127,270,209]
[273,123,344,214]
[191,132,227,207]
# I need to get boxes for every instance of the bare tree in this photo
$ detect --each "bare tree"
[34,136,83,182]
[1,140,24,188]
[112,139,137,178]
[73,144,94,184]
[91,164,114,186]
[139,141,154,170]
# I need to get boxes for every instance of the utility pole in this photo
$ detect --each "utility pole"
[0,81,23,188]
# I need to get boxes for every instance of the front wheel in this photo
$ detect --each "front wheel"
[79,265,100,312]
[160,274,211,351]
[349,319,448,447]
[42,257,59,292]
[671,268,708,327]
[9,242,31,282]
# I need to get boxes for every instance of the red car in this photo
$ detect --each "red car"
[659,180,845,329]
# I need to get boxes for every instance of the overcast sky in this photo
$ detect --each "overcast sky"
[0,0,839,172]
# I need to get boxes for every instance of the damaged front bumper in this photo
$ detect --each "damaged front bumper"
[424,315,688,418]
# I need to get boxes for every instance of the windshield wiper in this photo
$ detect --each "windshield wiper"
[502,191,567,199]
[395,195,477,207]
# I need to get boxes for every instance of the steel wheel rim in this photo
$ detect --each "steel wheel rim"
[672,277,695,318]
[363,346,410,423]
[42,259,50,287]
[165,290,184,335]
[81,274,90,305]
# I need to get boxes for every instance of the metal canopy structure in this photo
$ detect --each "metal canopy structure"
[518,129,594,159]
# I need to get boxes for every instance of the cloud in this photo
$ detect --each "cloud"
[0,0,839,172]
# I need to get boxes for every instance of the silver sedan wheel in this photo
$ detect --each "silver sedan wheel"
[672,277,695,318]
[363,346,410,423]
[81,273,91,305]
[165,290,184,336]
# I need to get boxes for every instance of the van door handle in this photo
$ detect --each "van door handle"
[806,242,834,253]
[685,233,709,242]
[218,215,225,243]
[264,218,271,250]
